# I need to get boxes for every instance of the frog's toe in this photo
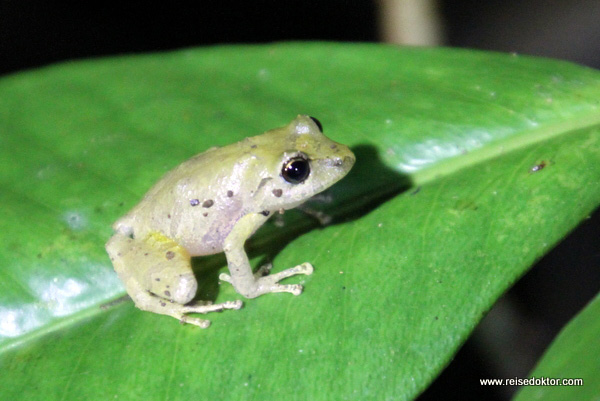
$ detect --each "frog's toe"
[227,300,244,310]
[285,284,304,296]
[298,262,314,275]
[266,262,314,282]
[219,272,232,283]
[254,279,304,296]
[179,315,211,329]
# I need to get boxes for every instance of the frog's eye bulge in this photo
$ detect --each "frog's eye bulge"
[309,116,323,132]
[282,155,310,184]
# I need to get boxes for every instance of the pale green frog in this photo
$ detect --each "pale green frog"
[106,115,355,328]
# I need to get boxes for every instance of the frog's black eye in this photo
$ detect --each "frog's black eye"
[282,156,310,184]
[309,116,323,132]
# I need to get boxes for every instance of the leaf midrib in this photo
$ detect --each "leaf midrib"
[412,111,600,185]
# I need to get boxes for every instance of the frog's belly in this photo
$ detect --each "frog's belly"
[176,229,227,257]
[167,211,240,257]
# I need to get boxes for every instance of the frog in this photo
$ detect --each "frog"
[105,115,355,328]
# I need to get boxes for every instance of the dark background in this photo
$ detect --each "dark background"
[2,2,598,400]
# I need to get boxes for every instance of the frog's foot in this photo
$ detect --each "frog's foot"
[220,262,314,297]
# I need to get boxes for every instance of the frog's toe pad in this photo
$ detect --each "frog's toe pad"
[283,284,303,296]
[269,262,314,281]
[298,262,314,275]
[219,272,232,283]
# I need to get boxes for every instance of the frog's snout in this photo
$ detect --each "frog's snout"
[327,154,354,169]
[334,147,356,170]
[339,155,355,168]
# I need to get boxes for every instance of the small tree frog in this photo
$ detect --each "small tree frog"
[106,115,355,328]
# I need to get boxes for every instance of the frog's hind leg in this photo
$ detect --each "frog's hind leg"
[106,232,242,328]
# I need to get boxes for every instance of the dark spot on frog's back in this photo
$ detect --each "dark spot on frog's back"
[260,210,270,216]
[202,199,214,208]
[164,291,171,297]
[165,251,175,260]
[227,190,234,197]
[190,199,200,207]
[272,189,282,197]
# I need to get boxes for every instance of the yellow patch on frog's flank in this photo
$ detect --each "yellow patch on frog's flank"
[146,232,190,258]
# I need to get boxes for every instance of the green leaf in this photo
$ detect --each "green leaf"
[513,294,600,401]
[1,43,599,401]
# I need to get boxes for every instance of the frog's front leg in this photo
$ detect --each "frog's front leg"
[219,213,314,298]
[106,232,242,328]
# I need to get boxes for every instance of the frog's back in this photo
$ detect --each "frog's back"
[113,144,248,253]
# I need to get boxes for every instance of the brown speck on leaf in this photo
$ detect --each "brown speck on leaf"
[164,290,171,297]
[203,199,214,208]
[330,144,337,149]
[227,190,234,197]
[251,144,257,148]
[260,210,270,216]
[161,302,166,307]
[165,251,175,260]
[272,189,283,197]
[530,161,547,173]
[167,214,171,219]
[155,278,160,281]
[144,252,149,256]
[190,199,200,207]
[203,212,208,217]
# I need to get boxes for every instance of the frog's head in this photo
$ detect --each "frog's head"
[250,115,355,211]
